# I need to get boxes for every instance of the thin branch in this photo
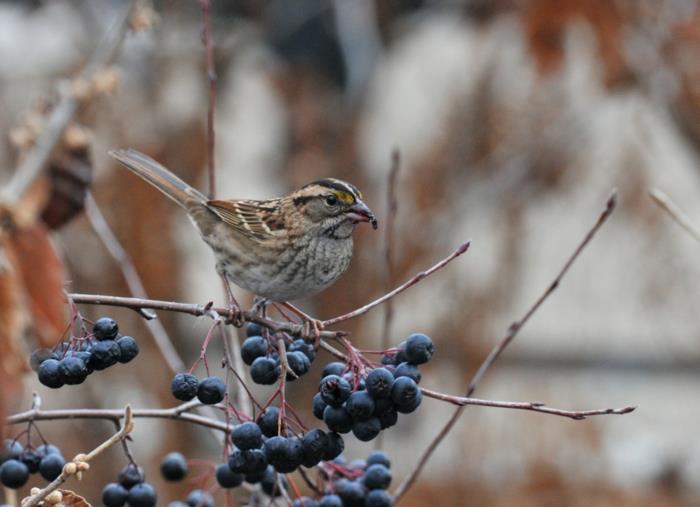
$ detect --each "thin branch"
[1,1,135,202]
[649,188,700,244]
[393,190,619,503]
[198,0,217,199]
[323,241,471,327]
[21,405,134,507]
[84,192,185,373]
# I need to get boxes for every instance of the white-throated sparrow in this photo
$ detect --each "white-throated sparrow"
[109,149,377,302]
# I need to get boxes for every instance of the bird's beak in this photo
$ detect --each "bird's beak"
[346,200,378,230]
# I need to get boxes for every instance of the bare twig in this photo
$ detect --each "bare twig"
[1,1,135,202]
[198,0,217,199]
[649,188,700,244]
[393,191,619,502]
[84,192,185,373]
[323,241,471,327]
[21,405,134,507]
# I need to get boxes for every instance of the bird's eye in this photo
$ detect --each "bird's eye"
[325,195,338,206]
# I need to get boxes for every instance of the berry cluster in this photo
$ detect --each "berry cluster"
[313,334,434,441]
[170,373,226,405]
[242,323,316,385]
[297,450,394,507]
[0,440,64,489]
[101,464,157,507]
[32,317,139,389]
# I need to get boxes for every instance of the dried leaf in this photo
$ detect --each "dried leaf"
[5,223,66,348]
[60,489,92,507]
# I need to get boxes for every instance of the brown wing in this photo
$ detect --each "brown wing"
[207,198,285,241]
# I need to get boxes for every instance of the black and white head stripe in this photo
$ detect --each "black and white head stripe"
[308,178,362,200]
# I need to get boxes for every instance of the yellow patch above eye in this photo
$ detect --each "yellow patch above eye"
[335,191,355,204]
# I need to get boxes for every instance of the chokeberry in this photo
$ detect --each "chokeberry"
[300,428,327,467]
[102,483,129,507]
[171,373,199,401]
[231,421,263,450]
[286,351,310,380]
[363,463,392,489]
[216,463,243,488]
[405,333,434,364]
[186,490,213,507]
[30,349,53,372]
[352,417,382,441]
[58,356,88,385]
[197,376,226,405]
[365,368,394,399]
[323,432,344,460]
[20,450,42,473]
[366,450,391,469]
[378,407,398,429]
[256,407,281,437]
[345,390,375,420]
[321,362,345,378]
[36,443,62,457]
[293,497,319,507]
[338,480,366,507]
[38,359,64,388]
[250,356,279,385]
[160,452,187,481]
[263,436,292,469]
[38,453,64,481]
[0,459,29,488]
[290,339,316,362]
[1,440,23,463]
[319,495,343,507]
[246,322,264,337]
[94,317,119,340]
[366,489,394,507]
[117,336,139,363]
[128,483,157,507]
[118,463,145,489]
[312,392,327,420]
[323,405,353,434]
[261,466,288,496]
[90,340,121,370]
[228,448,268,474]
[393,362,421,384]
[319,375,352,407]
[241,336,267,365]
[391,376,421,412]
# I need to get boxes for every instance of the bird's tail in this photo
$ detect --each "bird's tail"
[109,149,208,208]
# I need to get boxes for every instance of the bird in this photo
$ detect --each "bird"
[109,149,377,304]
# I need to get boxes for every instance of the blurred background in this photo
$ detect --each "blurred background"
[1,0,700,505]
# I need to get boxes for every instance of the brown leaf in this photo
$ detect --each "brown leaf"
[60,489,92,507]
[5,223,66,348]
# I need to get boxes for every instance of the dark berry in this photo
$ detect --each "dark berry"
[30,349,53,372]
[364,463,392,489]
[293,497,320,507]
[216,463,243,488]
[263,436,292,469]
[228,448,267,474]
[231,421,263,450]
[393,362,421,384]
[366,489,394,507]
[378,407,398,429]
[405,333,434,364]
[338,480,366,507]
[38,359,64,388]
[39,453,64,481]
[90,340,121,370]
[380,353,397,366]
[352,417,382,441]
[323,432,344,460]
[0,459,29,488]
[312,392,327,420]
[20,450,42,473]
[373,397,395,416]
[321,362,345,378]
[241,336,267,365]
[395,341,409,363]
[94,317,119,340]
[186,490,213,507]
[365,368,394,399]
[300,428,327,467]
[319,495,343,507]
[391,376,421,412]
[286,351,310,380]
[345,390,376,420]
[244,470,266,483]
[58,356,88,385]
[367,450,391,469]
[171,373,199,401]
[117,336,139,363]
[75,351,94,374]
[196,376,226,405]
[118,464,145,489]
[323,405,353,434]
[1,440,23,463]
[261,467,288,496]
[36,443,62,458]
[102,482,129,507]
[246,322,264,337]
[160,452,187,481]
[290,339,316,362]
[250,356,279,385]
[319,375,352,407]
[256,407,281,437]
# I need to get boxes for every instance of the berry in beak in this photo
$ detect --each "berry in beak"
[346,200,378,229]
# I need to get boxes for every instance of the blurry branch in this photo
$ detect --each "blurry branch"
[198,0,217,200]
[84,192,185,373]
[7,400,230,433]
[323,241,471,327]
[20,405,134,507]
[393,190,620,503]
[0,1,135,202]
[381,150,400,349]
[649,188,700,244]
